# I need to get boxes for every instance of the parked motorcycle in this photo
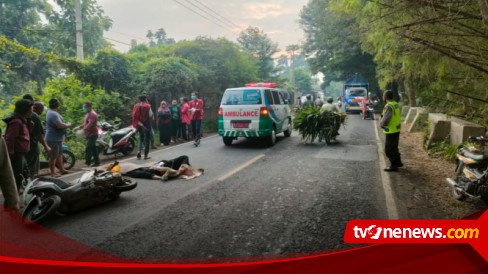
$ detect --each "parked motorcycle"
[445,136,488,203]
[22,169,138,224]
[40,144,76,170]
[96,121,137,156]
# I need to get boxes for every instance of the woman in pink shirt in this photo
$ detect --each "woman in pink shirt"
[189,92,204,147]
[180,97,190,141]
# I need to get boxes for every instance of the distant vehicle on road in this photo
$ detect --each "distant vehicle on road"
[342,74,368,114]
[218,82,292,146]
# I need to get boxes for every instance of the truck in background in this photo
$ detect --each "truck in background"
[342,74,368,114]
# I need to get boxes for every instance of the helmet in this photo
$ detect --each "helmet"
[327,97,333,103]
[110,164,121,173]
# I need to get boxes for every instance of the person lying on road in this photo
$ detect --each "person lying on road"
[93,155,204,182]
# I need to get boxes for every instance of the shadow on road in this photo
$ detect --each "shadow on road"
[220,136,287,149]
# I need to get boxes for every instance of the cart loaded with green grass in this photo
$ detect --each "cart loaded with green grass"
[293,107,347,144]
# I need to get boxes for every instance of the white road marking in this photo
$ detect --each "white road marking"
[218,154,266,181]
[373,117,400,219]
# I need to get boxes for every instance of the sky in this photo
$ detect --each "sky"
[97,0,310,54]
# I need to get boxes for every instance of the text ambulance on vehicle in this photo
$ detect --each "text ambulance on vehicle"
[218,83,292,146]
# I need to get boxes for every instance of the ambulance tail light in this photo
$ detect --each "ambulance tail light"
[218,107,223,116]
[260,107,269,116]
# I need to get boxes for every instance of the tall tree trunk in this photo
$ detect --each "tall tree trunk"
[405,75,417,107]
[397,78,407,105]
[479,0,488,28]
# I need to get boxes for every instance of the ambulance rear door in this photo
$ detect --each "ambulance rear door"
[220,88,262,135]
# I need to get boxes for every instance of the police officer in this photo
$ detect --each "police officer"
[380,90,403,172]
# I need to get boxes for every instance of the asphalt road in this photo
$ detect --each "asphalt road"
[39,114,388,259]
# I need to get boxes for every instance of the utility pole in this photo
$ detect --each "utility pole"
[75,0,84,61]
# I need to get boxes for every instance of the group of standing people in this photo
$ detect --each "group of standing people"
[1,95,75,212]
[155,92,204,147]
[132,92,205,159]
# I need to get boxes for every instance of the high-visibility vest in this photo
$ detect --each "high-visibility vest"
[382,101,401,134]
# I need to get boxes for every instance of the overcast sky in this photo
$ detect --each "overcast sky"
[98,0,309,53]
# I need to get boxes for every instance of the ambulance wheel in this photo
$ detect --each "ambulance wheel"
[223,137,233,146]
[268,126,276,146]
[283,119,291,137]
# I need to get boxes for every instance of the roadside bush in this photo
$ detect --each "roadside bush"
[37,75,129,126]
[422,120,431,147]
[428,140,458,162]
[203,119,218,133]
[34,75,129,160]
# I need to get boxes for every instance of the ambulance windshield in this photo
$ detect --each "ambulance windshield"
[222,89,262,105]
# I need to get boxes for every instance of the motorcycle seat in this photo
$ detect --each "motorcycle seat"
[110,127,132,137]
[38,177,72,189]
[460,149,488,161]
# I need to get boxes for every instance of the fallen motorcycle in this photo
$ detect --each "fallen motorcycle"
[445,136,488,203]
[22,169,137,224]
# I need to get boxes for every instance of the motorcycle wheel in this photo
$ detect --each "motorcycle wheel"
[452,179,467,201]
[62,150,76,170]
[122,138,136,156]
[22,195,61,224]
[324,128,332,145]
[114,176,138,192]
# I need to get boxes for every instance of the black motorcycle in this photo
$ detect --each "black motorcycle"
[363,103,375,120]
[22,169,137,224]
[445,136,488,203]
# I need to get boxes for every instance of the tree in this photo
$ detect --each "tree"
[237,26,278,80]
[146,28,175,47]
[142,57,198,101]
[329,0,488,122]
[0,0,54,96]
[293,68,313,92]
[146,30,156,47]
[80,49,131,95]
[300,0,378,91]
[173,37,258,93]
[45,0,112,58]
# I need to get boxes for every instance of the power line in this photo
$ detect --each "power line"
[107,30,147,41]
[183,0,240,32]
[173,0,238,36]
[104,37,131,46]
[193,0,242,29]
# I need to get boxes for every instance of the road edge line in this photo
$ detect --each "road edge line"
[373,116,400,219]
[218,154,266,181]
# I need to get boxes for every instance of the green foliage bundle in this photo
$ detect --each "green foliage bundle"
[293,107,346,143]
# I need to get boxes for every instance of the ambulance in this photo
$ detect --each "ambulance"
[218,83,292,146]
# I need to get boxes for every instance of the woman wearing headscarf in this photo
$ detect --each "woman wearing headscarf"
[157,101,172,145]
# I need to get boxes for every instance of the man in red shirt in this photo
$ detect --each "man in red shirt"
[75,102,100,167]
[189,91,204,147]
[132,95,152,159]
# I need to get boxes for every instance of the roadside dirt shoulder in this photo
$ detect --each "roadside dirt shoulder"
[381,123,486,219]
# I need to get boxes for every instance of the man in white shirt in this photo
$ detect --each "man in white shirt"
[320,97,341,113]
